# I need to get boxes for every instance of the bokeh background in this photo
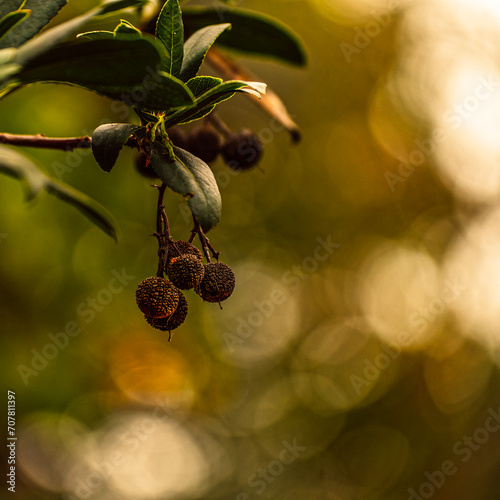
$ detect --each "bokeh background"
[2,0,500,498]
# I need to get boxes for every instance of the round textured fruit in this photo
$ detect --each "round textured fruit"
[166,127,188,150]
[186,125,221,164]
[167,240,202,263]
[196,262,235,303]
[145,291,188,337]
[135,277,179,318]
[167,254,205,290]
[221,129,263,170]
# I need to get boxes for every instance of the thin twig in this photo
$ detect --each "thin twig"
[0,132,139,151]
[0,133,92,150]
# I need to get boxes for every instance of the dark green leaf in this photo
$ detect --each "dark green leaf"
[114,19,142,37]
[0,0,67,50]
[186,75,222,97]
[14,0,145,66]
[0,10,30,42]
[179,23,230,82]
[167,79,264,126]
[0,145,119,240]
[155,0,183,76]
[183,7,307,66]
[0,2,24,20]
[46,179,118,241]
[150,143,221,232]
[0,144,46,198]
[12,38,195,110]
[76,30,115,40]
[92,123,141,172]
[99,0,146,16]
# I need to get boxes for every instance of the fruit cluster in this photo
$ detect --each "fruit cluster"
[135,120,263,176]
[136,239,235,339]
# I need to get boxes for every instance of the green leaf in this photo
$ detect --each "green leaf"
[183,7,307,66]
[45,179,119,241]
[0,2,24,20]
[155,0,183,77]
[166,79,264,126]
[14,0,145,66]
[0,0,67,50]
[76,30,115,41]
[0,145,119,240]
[149,143,221,232]
[11,37,195,111]
[0,10,30,42]
[92,123,141,172]
[186,75,222,97]
[179,23,230,82]
[114,19,142,37]
[0,144,46,198]
[99,0,146,16]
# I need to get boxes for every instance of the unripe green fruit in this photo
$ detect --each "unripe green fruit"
[186,126,222,164]
[167,254,205,290]
[135,277,179,318]
[167,240,202,263]
[196,262,235,303]
[145,290,188,335]
[221,129,263,170]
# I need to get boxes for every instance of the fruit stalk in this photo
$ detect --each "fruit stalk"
[154,183,170,277]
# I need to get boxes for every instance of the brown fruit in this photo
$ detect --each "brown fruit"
[196,262,235,303]
[135,277,179,318]
[167,254,205,290]
[167,240,202,263]
[167,127,188,150]
[145,290,188,337]
[221,129,263,170]
[186,125,221,164]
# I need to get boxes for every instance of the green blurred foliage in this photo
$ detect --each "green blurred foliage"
[2,1,500,499]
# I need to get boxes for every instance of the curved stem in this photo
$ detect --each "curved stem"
[191,217,220,262]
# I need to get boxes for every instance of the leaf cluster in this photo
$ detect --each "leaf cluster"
[0,0,306,239]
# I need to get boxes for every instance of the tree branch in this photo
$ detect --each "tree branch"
[0,133,92,151]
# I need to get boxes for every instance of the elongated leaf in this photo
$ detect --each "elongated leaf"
[179,23,230,82]
[183,7,306,66]
[0,10,30,42]
[0,144,46,198]
[155,0,183,77]
[149,143,221,232]
[46,178,119,241]
[0,145,119,240]
[186,75,222,97]
[12,38,194,110]
[92,123,141,172]
[76,30,115,40]
[197,79,265,100]
[14,0,145,66]
[166,79,264,126]
[0,2,24,20]
[99,0,146,16]
[0,0,67,50]
[114,19,142,37]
